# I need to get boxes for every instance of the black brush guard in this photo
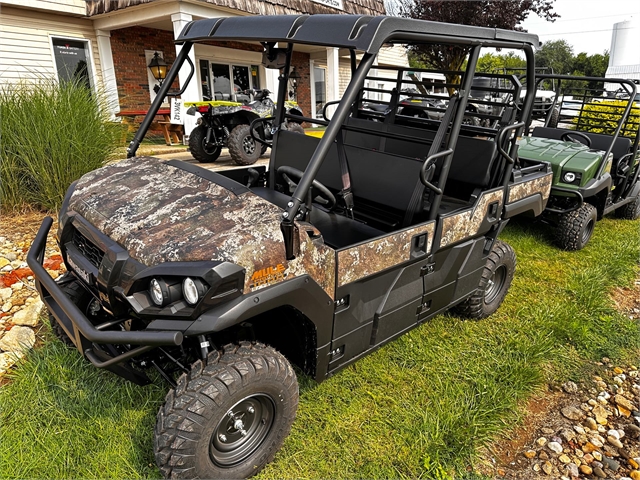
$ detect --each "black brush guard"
[27,217,183,372]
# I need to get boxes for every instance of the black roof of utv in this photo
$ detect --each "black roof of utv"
[175,15,540,52]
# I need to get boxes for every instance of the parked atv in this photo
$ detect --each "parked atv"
[29,15,550,479]
[186,89,304,165]
[519,74,640,250]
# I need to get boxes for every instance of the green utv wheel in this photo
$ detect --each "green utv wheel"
[154,342,298,479]
[555,202,597,251]
[228,124,261,166]
[453,240,516,319]
[189,125,222,163]
[615,192,640,220]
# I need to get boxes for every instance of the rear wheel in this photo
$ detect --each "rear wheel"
[189,125,222,163]
[615,192,640,220]
[454,240,516,319]
[228,124,261,165]
[155,342,298,479]
[555,202,597,250]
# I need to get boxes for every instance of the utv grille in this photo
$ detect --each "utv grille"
[72,229,104,269]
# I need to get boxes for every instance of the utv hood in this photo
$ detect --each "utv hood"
[518,136,603,184]
[67,157,286,268]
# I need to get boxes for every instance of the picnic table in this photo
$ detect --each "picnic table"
[117,108,183,146]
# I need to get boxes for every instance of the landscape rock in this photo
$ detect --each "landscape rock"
[558,454,571,464]
[602,456,620,471]
[585,417,598,430]
[0,325,35,352]
[608,435,624,449]
[0,287,12,302]
[579,464,592,475]
[593,466,607,478]
[562,381,578,394]
[548,442,563,454]
[542,461,553,475]
[523,449,537,459]
[631,470,640,480]
[592,404,610,424]
[0,351,24,374]
[615,394,637,412]
[10,299,43,327]
[561,405,584,421]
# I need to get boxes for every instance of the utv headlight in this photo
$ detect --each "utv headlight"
[183,277,207,305]
[562,171,582,185]
[149,278,181,307]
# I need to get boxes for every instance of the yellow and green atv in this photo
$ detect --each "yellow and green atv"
[186,89,303,165]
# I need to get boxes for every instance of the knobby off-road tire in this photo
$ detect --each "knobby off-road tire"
[555,202,598,251]
[547,107,560,128]
[48,276,90,348]
[228,124,261,166]
[615,192,640,220]
[189,125,222,163]
[454,240,516,319]
[154,342,299,479]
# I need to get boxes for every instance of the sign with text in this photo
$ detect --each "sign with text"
[170,98,183,125]
[311,0,343,10]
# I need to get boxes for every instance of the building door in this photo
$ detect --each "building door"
[51,38,92,89]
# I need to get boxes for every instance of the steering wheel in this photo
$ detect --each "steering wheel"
[561,131,592,148]
[276,166,336,210]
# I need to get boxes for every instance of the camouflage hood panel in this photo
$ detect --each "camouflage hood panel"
[68,157,336,297]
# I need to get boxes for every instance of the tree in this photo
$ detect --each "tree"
[535,39,574,75]
[477,51,527,73]
[396,0,558,88]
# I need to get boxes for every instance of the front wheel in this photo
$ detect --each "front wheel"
[228,124,261,165]
[555,202,597,250]
[154,342,298,479]
[547,107,560,128]
[453,240,516,319]
[189,125,222,163]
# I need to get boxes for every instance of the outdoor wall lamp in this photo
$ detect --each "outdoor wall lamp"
[288,66,301,101]
[148,51,168,92]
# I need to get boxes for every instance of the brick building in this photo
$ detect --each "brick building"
[0,0,408,134]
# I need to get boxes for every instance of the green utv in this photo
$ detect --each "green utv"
[518,74,640,250]
[28,15,551,479]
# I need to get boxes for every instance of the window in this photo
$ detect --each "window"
[199,61,260,101]
[314,66,326,118]
[51,37,93,89]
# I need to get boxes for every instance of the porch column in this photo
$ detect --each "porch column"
[326,47,340,117]
[95,29,120,120]
[171,12,199,136]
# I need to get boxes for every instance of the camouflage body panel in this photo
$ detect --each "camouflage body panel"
[337,221,435,287]
[185,100,300,118]
[440,189,504,248]
[507,172,553,203]
[68,157,337,298]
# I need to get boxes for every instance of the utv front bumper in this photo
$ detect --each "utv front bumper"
[27,217,183,370]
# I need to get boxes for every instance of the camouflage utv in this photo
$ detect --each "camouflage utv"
[28,15,552,479]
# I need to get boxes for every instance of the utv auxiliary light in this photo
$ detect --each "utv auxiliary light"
[183,277,206,305]
[149,278,164,306]
[563,172,577,183]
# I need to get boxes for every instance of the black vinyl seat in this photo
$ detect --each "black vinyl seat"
[251,187,384,249]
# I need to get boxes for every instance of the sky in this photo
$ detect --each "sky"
[520,0,640,56]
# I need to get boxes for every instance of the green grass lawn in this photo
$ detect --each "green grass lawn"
[1,217,639,479]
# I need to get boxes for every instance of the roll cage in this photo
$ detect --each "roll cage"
[126,14,540,260]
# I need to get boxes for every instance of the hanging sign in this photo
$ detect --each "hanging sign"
[170,98,183,125]
[311,0,343,10]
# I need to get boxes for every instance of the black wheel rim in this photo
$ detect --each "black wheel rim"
[242,135,256,155]
[582,218,595,244]
[210,394,275,468]
[484,265,507,304]
[202,138,218,156]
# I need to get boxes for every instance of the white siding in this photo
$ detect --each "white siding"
[338,58,351,98]
[377,44,409,68]
[0,6,102,87]
[0,0,85,16]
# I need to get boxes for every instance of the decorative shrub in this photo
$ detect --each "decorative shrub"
[573,99,640,138]
[0,78,119,211]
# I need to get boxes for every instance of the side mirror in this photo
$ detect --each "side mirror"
[262,49,287,69]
